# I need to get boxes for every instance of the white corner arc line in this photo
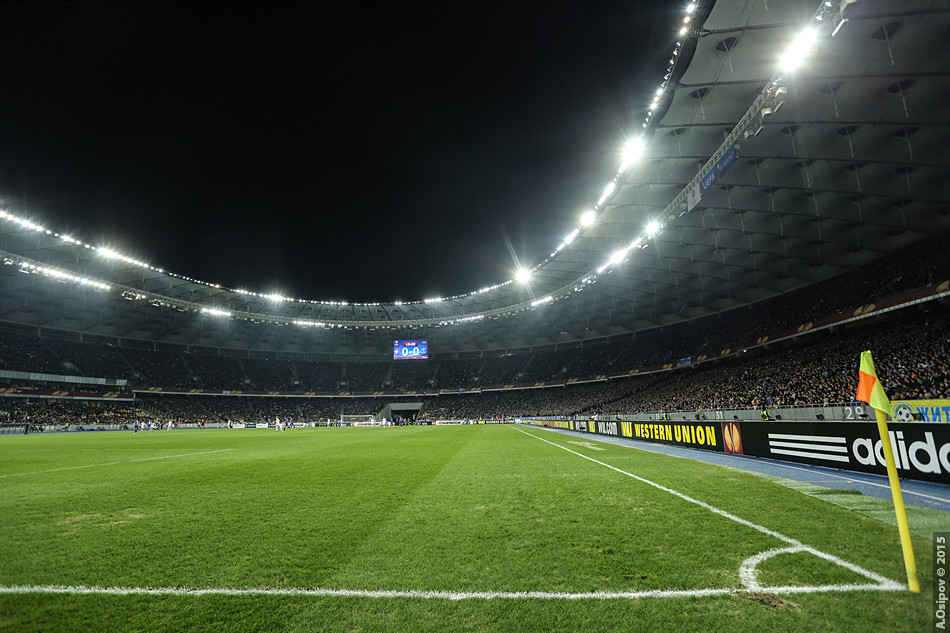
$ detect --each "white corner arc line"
[740,547,805,591]
[0,449,235,479]
[0,431,905,602]
[511,426,902,591]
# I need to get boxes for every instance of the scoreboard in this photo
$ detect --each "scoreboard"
[393,339,428,360]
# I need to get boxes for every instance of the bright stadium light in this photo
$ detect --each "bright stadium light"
[580,210,596,227]
[780,27,817,72]
[609,248,629,266]
[621,137,644,170]
[516,268,532,284]
[646,220,663,236]
[598,181,616,205]
[564,228,580,245]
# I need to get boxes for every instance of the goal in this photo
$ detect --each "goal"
[340,414,378,426]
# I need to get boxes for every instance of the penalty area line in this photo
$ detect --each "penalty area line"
[0,582,901,601]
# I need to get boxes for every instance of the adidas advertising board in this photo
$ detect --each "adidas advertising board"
[738,422,950,484]
[529,419,950,483]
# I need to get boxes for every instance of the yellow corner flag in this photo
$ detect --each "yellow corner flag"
[856,350,919,593]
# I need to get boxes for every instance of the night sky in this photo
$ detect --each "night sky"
[0,1,673,302]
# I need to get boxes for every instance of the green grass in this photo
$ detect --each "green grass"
[0,425,942,632]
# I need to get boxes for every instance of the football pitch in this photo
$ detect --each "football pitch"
[0,424,937,632]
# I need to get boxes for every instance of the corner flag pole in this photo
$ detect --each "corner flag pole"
[857,350,919,593]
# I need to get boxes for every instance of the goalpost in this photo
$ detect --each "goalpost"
[339,413,379,426]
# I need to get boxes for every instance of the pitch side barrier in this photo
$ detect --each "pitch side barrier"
[523,417,950,484]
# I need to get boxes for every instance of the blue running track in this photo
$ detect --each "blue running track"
[524,424,950,513]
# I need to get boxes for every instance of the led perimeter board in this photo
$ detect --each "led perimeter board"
[393,339,428,360]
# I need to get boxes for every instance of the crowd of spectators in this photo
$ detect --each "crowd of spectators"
[1,301,945,426]
[0,233,947,422]
[1,399,154,429]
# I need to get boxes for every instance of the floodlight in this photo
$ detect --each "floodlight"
[609,248,629,265]
[564,228,580,245]
[622,137,644,168]
[516,268,532,284]
[779,27,817,72]
[646,220,663,236]
[580,210,596,227]
[598,181,616,205]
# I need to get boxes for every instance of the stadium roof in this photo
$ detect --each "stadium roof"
[0,0,947,356]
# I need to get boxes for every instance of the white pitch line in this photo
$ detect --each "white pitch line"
[0,582,899,601]
[739,547,805,591]
[0,449,235,479]
[511,426,903,592]
[0,431,905,602]
[582,430,949,505]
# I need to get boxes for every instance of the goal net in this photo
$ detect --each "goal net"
[340,414,378,426]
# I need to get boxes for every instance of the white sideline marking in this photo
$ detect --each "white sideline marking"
[512,427,904,593]
[0,449,234,478]
[0,583,902,601]
[586,430,949,505]
[0,431,904,602]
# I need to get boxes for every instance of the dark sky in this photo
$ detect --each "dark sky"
[0,0,673,302]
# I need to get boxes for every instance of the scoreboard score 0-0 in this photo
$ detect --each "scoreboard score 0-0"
[393,339,428,360]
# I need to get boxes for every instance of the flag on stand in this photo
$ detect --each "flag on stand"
[856,350,891,415]
[855,349,920,593]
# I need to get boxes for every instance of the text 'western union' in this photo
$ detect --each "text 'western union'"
[632,423,718,447]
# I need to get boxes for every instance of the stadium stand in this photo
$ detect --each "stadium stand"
[0,232,947,425]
